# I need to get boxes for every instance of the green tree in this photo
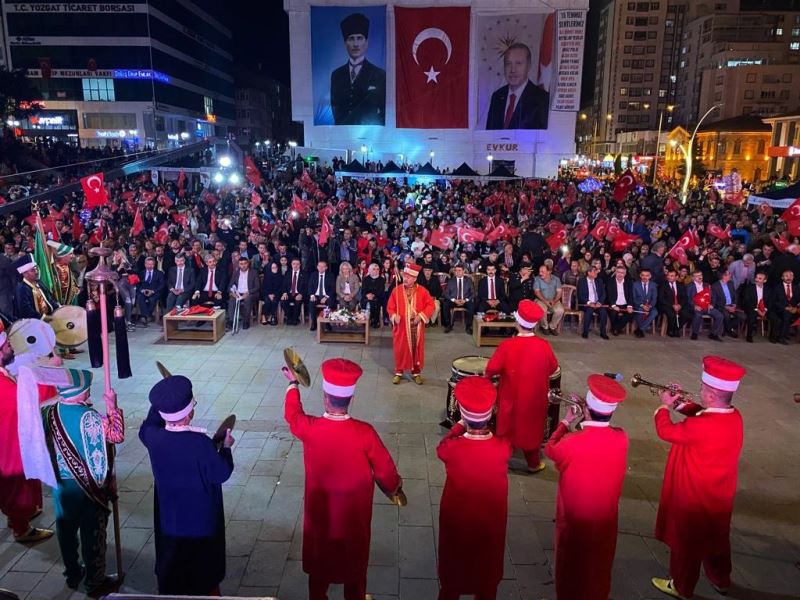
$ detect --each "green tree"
[0,67,42,122]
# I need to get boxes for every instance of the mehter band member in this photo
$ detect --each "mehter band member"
[387,263,435,385]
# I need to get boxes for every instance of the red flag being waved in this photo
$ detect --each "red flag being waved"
[693,287,711,310]
[573,222,589,242]
[130,207,144,237]
[154,222,170,245]
[779,198,800,222]
[486,222,516,244]
[81,172,108,208]
[613,169,636,202]
[456,225,485,244]
[546,220,566,234]
[664,195,680,215]
[606,222,621,240]
[611,231,638,253]
[251,191,261,208]
[177,169,186,191]
[72,214,84,240]
[140,190,156,204]
[395,6,470,128]
[590,220,609,241]
[244,156,262,186]
[546,228,568,251]
[210,212,217,233]
[319,214,333,246]
[430,228,452,250]
[723,191,744,206]
[668,229,698,265]
[706,223,730,241]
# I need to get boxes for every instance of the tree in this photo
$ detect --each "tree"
[0,67,42,122]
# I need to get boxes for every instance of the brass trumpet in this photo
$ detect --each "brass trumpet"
[548,390,587,425]
[631,373,697,404]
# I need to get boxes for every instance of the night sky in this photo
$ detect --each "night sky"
[231,0,606,103]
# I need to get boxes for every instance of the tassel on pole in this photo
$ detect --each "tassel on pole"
[113,305,132,379]
[86,298,103,369]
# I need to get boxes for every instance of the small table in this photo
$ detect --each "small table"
[163,309,226,343]
[317,317,370,344]
[472,316,516,347]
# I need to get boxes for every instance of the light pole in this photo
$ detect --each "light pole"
[486,154,493,173]
[429,150,435,166]
[652,104,675,186]
[288,140,297,160]
[680,104,720,204]
[361,144,367,163]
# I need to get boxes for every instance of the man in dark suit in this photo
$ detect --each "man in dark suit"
[606,265,634,336]
[441,265,475,333]
[0,251,15,320]
[577,266,608,339]
[739,271,771,343]
[307,260,336,331]
[281,258,308,326]
[329,12,386,125]
[711,270,740,338]
[166,254,196,310]
[632,268,659,338]
[137,257,165,326]
[657,269,690,337]
[13,255,59,319]
[477,265,510,314]
[485,43,549,130]
[227,256,260,330]
[768,269,799,344]
[193,255,228,306]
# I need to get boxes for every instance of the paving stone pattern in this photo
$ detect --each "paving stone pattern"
[1,324,798,599]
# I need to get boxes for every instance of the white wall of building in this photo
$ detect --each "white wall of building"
[285,0,588,177]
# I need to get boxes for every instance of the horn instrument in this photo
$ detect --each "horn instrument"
[548,389,587,426]
[631,373,697,405]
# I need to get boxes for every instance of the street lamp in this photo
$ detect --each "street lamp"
[652,104,675,186]
[288,140,297,160]
[487,154,493,172]
[680,104,720,204]
[429,150,435,165]
[219,155,232,168]
[361,144,367,162]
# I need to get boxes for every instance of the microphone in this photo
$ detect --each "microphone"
[603,372,623,382]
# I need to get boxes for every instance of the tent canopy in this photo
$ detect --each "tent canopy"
[381,160,402,173]
[414,161,440,175]
[343,159,367,173]
[489,164,517,178]
[452,162,479,176]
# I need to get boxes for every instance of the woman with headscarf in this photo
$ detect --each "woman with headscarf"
[360,262,384,328]
[260,261,284,326]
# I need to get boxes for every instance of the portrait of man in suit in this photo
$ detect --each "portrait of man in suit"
[485,43,549,130]
[329,12,386,125]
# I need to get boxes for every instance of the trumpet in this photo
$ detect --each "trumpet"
[548,390,587,426]
[631,373,697,405]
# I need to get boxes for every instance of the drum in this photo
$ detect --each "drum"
[544,366,563,441]
[441,355,491,428]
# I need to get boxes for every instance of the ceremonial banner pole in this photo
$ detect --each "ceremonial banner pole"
[85,247,124,582]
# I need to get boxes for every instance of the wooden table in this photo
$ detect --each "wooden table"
[317,316,370,344]
[472,316,516,347]
[163,309,226,343]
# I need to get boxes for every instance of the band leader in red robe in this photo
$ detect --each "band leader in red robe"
[387,265,435,376]
[437,422,512,598]
[485,330,558,467]
[284,386,402,594]
[654,405,743,596]
[545,420,628,600]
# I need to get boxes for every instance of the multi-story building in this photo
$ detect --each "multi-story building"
[1,0,234,148]
[763,112,800,181]
[592,0,687,155]
[675,9,800,125]
[233,65,295,149]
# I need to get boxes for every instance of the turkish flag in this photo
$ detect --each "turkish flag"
[157,192,173,208]
[668,229,697,265]
[613,169,636,202]
[546,229,568,251]
[707,223,730,241]
[693,287,711,310]
[319,204,335,219]
[244,156,262,186]
[537,13,555,92]
[724,190,744,206]
[573,222,589,241]
[758,203,773,217]
[154,222,170,245]
[130,207,144,237]
[72,214,84,240]
[486,222,514,244]
[251,191,261,208]
[81,173,108,208]
[774,234,790,253]
[249,215,261,234]
[611,231,638,253]
[664,195,680,215]
[210,212,217,233]
[456,226,485,243]
[788,219,800,237]
[779,198,800,222]
[141,190,156,203]
[177,169,186,190]
[590,220,608,241]
[395,6,470,128]
[430,228,452,250]
[546,220,565,234]
[319,214,333,246]
[606,222,621,240]
[465,203,482,215]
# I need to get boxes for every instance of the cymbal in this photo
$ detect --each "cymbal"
[283,347,311,387]
[213,414,236,449]
[47,306,87,348]
[9,319,56,356]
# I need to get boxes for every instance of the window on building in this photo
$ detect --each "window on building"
[780,89,790,99]
[629,101,641,110]
[631,73,644,82]
[627,2,636,9]
[644,73,654,82]
[635,17,648,26]
[648,30,657,39]
[623,59,632,67]
[793,28,800,36]
[82,78,115,101]
[744,89,754,99]
[714,91,723,101]
[733,139,742,155]
[620,87,628,96]
[650,2,660,9]
[761,90,776,99]
[626,17,635,25]
[648,16,659,25]
[783,73,793,82]
[643,87,652,95]
[757,139,766,154]
[646,45,656,53]
[82,112,136,129]
[746,73,756,83]
[637,2,649,10]
[619,101,629,109]
[743,105,752,114]
[715,75,724,86]
[791,42,800,50]
[618,114,628,123]
[622,73,631,82]
[777,28,784,35]
[204,96,214,115]
[646,59,655,67]
[624,46,633,54]
[659,88,667,97]
[634,31,647,40]
[626,31,634,39]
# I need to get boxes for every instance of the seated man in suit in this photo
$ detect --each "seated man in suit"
[307,260,336,331]
[686,270,722,341]
[281,258,308,326]
[711,270,740,338]
[192,255,228,307]
[768,269,799,344]
[477,264,510,314]
[442,264,475,334]
[485,43,549,130]
[136,257,165,326]
[227,256,260,330]
[632,268,659,338]
[739,271,770,343]
[577,265,608,339]
[606,265,634,336]
[166,254,196,310]
[657,269,690,337]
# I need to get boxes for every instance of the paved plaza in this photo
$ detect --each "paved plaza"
[1,323,798,600]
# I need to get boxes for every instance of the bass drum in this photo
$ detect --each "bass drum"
[441,355,491,428]
[544,366,563,441]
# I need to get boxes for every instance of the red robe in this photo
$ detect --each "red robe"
[485,334,558,450]
[386,283,435,373]
[437,424,512,593]
[544,422,628,600]
[654,407,743,556]
[284,387,401,583]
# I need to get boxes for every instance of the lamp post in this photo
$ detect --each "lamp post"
[361,144,367,163]
[679,104,720,204]
[288,140,297,160]
[429,150,435,166]
[652,104,675,186]
[486,154,493,173]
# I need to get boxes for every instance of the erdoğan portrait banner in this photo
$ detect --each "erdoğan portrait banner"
[475,13,554,130]
[395,6,470,129]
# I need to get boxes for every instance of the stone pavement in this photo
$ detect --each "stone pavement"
[1,321,799,600]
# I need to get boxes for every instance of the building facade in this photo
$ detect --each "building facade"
[1,0,235,148]
[233,65,295,149]
[763,113,800,181]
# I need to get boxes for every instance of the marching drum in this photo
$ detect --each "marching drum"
[441,355,491,428]
[544,366,563,441]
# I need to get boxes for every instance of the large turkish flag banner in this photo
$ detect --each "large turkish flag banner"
[395,6,470,128]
